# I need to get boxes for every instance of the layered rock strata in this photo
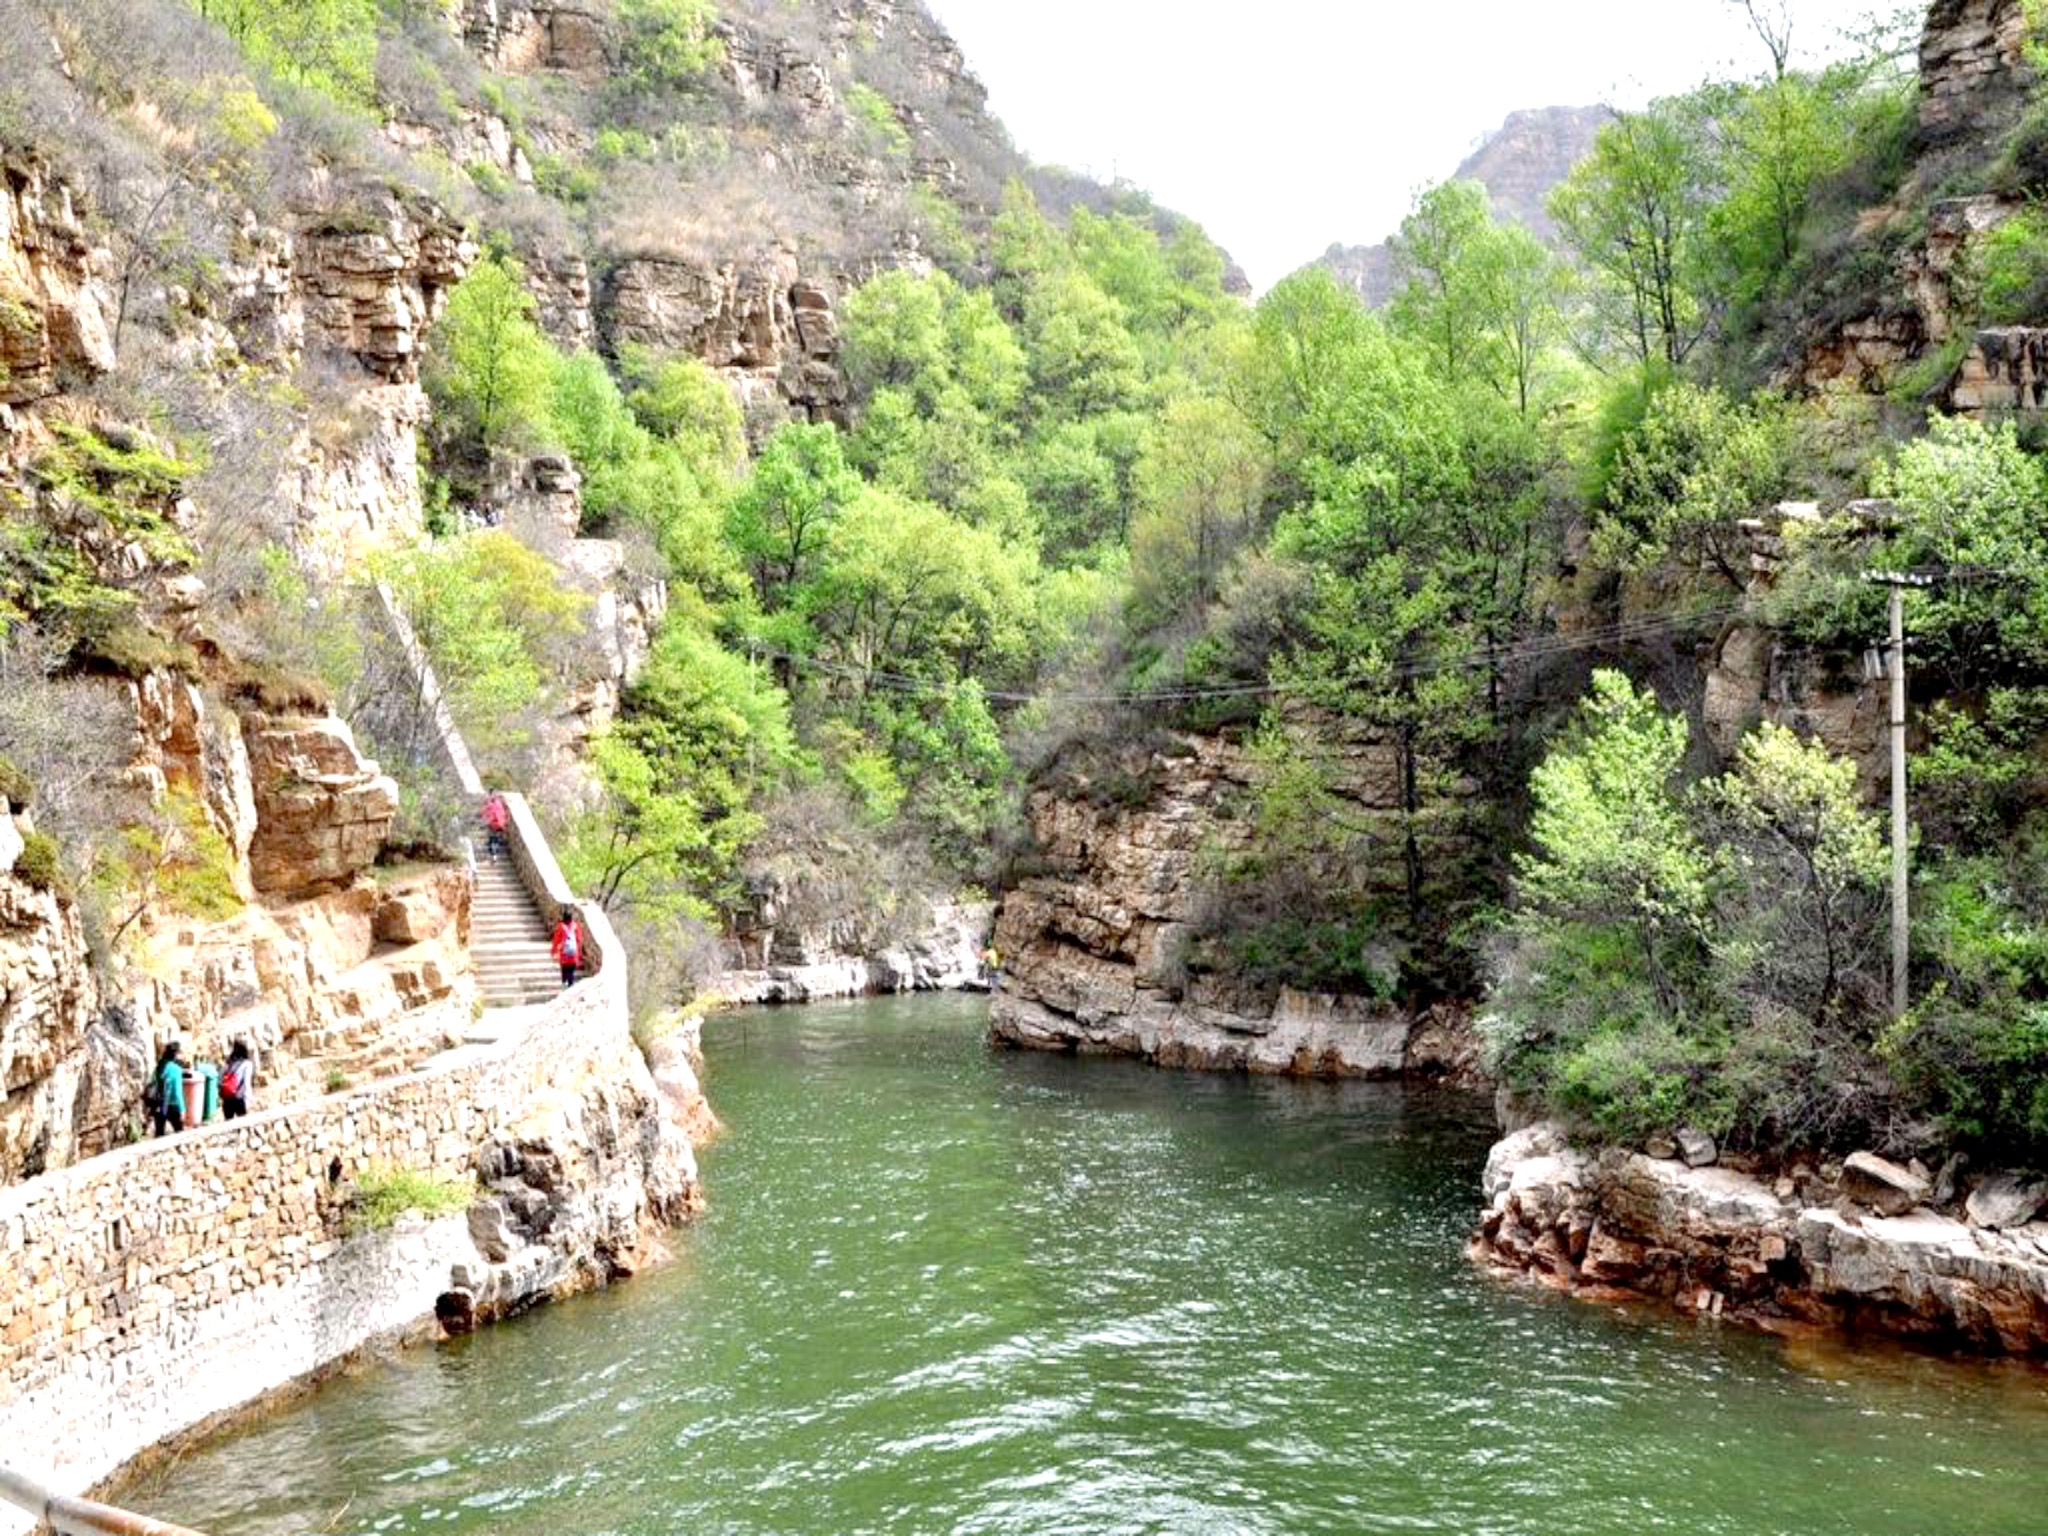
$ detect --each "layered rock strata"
[1475,1122,2048,1356]
[989,734,1481,1080]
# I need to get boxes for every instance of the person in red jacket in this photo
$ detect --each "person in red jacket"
[551,906,584,990]
[481,791,510,858]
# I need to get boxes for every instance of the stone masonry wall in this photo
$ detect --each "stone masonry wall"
[0,903,690,1528]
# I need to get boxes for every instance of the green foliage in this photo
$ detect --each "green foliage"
[1551,100,1714,367]
[14,831,59,893]
[93,786,242,951]
[378,531,585,756]
[191,0,378,107]
[564,622,793,917]
[615,0,724,96]
[846,83,910,157]
[1976,205,2048,324]
[1596,383,1792,589]
[0,754,29,811]
[1489,675,1891,1149]
[34,424,198,569]
[348,1163,475,1232]
[425,254,559,467]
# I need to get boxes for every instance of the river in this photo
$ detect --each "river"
[119,994,2048,1536]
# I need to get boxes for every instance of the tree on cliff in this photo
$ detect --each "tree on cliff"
[425,255,559,471]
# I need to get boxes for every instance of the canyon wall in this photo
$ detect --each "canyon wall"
[989,734,1480,1080]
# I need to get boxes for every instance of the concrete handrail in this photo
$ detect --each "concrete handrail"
[0,1464,205,1536]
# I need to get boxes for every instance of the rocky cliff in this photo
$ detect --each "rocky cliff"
[1476,1121,2048,1357]
[989,733,1481,1080]
[1796,0,2044,410]
[1313,106,1607,307]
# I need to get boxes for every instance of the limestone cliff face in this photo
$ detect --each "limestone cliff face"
[989,735,1480,1080]
[0,668,478,1187]
[0,157,117,410]
[1798,0,2044,408]
[1476,1122,2048,1357]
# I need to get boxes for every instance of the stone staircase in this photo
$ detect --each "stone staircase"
[473,852,561,1007]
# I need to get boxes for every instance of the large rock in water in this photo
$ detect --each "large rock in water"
[1475,1125,2048,1356]
[244,717,399,897]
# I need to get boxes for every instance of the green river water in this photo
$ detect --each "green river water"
[124,994,2048,1536]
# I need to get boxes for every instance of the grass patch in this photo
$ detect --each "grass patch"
[347,1163,475,1233]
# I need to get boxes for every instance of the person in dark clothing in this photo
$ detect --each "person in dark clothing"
[221,1039,255,1120]
[551,906,583,989]
[150,1042,185,1138]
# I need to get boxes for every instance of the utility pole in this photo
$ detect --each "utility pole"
[1862,571,1934,1019]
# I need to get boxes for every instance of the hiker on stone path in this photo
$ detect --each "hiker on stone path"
[482,791,510,857]
[221,1039,255,1120]
[551,906,584,991]
[148,1041,185,1138]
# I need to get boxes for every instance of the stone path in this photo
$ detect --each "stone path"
[472,855,562,1008]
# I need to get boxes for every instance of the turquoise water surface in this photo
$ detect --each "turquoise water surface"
[123,994,2048,1535]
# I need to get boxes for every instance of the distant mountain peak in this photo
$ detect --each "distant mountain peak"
[1309,105,1608,307]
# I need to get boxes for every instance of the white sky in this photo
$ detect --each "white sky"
[924,0,1887,289]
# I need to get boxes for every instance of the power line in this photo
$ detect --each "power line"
[749,597,1753,709]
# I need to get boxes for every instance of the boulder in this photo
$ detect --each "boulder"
[1677,1128,1718,1168]
[1965,1171,2048,1231]
[244,716,399,897]
[1841,1151,1931,1218]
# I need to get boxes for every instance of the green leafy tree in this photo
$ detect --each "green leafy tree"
[1598,382,1791,590]
[615,0,723,95]
[425,255,558,466]
[192,0,377,105]
[1128,396,1269,628]
[1551,101,1715,367]
[727,424,865,614]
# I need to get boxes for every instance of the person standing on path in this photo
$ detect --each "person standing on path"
[551,906,583,990]
[149,1042,185,1138]
[221,1039,255,1120]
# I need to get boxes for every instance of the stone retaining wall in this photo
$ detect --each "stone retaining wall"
[0,852,692,1530]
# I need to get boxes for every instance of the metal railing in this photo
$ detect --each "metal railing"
[0,1464,206,1536]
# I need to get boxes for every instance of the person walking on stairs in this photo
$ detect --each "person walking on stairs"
[551,906,584,990]
[482,790,510,858]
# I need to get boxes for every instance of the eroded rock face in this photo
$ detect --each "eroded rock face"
[462,0,609,80]
[244,717,400,898]
[710,901,993,1007]
[296,200,476,384]
[0,157,117,408]
[1947,326,2048,413]
[600,249,849,430]
[0,844,102,1181]
[1920,0,2033,140]
[1476,1123,2048,1357]
[989,734,1483,1081]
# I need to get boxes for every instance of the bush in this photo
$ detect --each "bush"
[14,832,60,892]
[0,755,30,811]
[347,1163,474,1232]
[1976,207,2048,325]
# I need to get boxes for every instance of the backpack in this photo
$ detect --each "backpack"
[222,1060,249,1098]
[142,1067,164,1116]
[558,923,581,965]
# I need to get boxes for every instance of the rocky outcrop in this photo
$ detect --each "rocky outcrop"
[989,733,1482,1080]
[600,249,849,429]
[462,0,609,80]
[709,900,992,1007]
[1701,504,1889,785]
[243,716,400,898]
[1475,1122,2048,1356]
[0,830,108,1183]
[1920,0,2033,140]
[0,158,117,409]
[1946,325,2048,412]
[295,200,476,385]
